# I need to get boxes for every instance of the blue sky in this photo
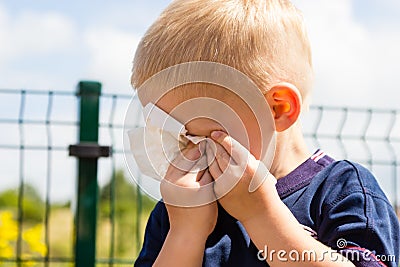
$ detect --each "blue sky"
[0,0,399,202]
[1,0,399,107]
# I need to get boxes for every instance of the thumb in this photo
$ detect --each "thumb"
[248,161,276,192]
[199,169,213,186]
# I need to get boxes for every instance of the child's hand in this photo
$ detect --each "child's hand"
[160,143,218,240]
[207,131,280,225]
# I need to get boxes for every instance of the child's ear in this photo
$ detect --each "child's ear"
[264,82,302,132]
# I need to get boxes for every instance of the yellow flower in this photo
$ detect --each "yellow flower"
[22,224,47,256]
[0,210,47,264]
[21,253,36,267]
[0,211,17,258]
[0,241,14,258]
[0,211,18,240]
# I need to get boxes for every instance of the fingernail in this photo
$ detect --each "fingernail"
[211,131,223,140]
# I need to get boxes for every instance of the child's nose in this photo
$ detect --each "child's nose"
[185,117,226,137]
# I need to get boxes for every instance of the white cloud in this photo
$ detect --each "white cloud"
[84,27,141,93]
[0,5,77,64]
[0,3,140,92]
[293,0,400,108]
[0,3,81,90]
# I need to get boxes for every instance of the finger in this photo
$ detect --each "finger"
[212,164,241,199]
[161,168,216,207]
[166,146,201,177]
[182,142,198,159]
[212,141,235,173]
[205,140,216,166]
[197,170,217,205]
[195,168,206,182]
[198,169,213,186]
[191,141,208,174]
[248,160,273,192]
[198,139,206,155]
[208,156,223,180]
[211,131,250,165]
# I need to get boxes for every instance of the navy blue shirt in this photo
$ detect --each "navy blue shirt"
[135,151,400,266]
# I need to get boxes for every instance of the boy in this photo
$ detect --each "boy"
[131,0,400,266]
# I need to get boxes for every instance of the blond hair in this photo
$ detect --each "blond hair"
[131,0,313,101]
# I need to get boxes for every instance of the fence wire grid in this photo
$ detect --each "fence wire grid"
[0,86,399,267]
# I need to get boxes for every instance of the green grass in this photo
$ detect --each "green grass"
[0,170,156,265]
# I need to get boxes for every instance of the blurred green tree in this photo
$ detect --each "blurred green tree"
[99,170,156,256]
[0,184,44,222]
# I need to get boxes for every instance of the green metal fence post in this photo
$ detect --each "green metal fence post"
[76,81,100,267]
[69,81,110,267]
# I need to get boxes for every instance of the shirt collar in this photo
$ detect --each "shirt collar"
[275,149,335,199]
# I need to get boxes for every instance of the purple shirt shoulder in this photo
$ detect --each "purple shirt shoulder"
[135,150,400,267]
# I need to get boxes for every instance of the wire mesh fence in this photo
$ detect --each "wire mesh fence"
[303,105,400,211]
[0,87,147,267]
[0,85,399,266]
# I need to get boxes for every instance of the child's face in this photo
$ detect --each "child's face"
[155,84,263,159]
